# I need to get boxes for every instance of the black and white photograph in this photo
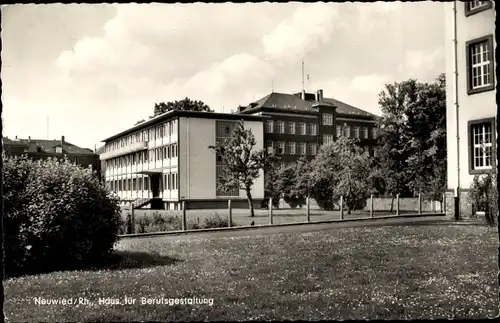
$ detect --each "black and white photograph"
[1,1,498,321]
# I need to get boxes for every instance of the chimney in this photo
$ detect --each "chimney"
[316,89,324,102]
[301,90,306,100]
[28,136,31,142]
[61,135,65,146]
[15,135,17,139]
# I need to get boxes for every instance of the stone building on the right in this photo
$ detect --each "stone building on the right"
[444,1,496,219]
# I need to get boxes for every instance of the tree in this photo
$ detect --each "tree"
[405,73,447,200]
[376,74,447,208]
[274,163,307,208]
[154,97,213,116]
[3,155,121,276]
[208,122,276,217]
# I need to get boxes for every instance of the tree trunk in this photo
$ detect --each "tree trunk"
[246,189,255,217]
[390,195,394,212]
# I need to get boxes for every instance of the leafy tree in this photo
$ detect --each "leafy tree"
[405,73,447,200]
[274,163,307,208]
[3,155,121,277]
[376,74,447,209]
[263,160,281,209]
[208,122,276,217]
[154,97,213,116]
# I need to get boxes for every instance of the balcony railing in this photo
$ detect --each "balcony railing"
[100,141,149,160]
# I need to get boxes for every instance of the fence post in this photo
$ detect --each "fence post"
[370,194,373,218]
[418,193,422,214]
[130,206,135,234]
[228,200,232,227]
[182,201,187,231]
[268,198,273,225]
[306,197,310,222]
[442,193,446,213]
[396,194,400,216]
[340,196,344,220]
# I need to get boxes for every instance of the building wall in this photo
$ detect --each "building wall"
[178,116,217,200]
[178,117,265,201]
[445,2,496,193]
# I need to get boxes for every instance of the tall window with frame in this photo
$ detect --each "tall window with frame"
[469,118,496,173]
[277,121,285,134]
[277,141,285,154]
[265,120,274,133]
[363,127,368,139]
[309,123,317,136]
[323,134,334,145]
[299,122,306,135]
[353,127,360,138]
[267,140,274,154]
[336,125,341,138]
[288,142,296,155]
[467,35,494,95]
[288,121,296,134]
[344,126,350,138]
[299,142,306,155]
[322,113,333,126]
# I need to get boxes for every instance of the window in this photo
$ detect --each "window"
[289,122,296,134]
[299,122,306,135]
[468,118,496,174]
[265,120,274,133]
[288,142,296,155]
[277,142,285,154]
[322,113,333,126]
[323,134,334,145]
[336,125,341,137]
[344,126,350,137]
[55,146,63,153]
[309,123,317,136]
[307,143,317,155]
[363,127,368,139]
[267,141,274,154]
[353,127,360,138]
[465,0,492,16]
[277,121,285,134]
[371,128,377,139]
[299,142,306,155]
[467,35,494,94]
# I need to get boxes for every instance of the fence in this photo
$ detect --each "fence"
[119,192,446,235]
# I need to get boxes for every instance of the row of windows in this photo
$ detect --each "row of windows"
[105,144,178,169]
[335,125,376,139]
[107,173,178,191]
[265,120,317,135]
[267,141,317,156]
[105,119,178,153]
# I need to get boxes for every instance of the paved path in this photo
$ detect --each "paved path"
[117,215,450,246]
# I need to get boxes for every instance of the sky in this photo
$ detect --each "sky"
[2,2,445,150]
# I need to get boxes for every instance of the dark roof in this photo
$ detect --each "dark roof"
[2,137,96,155]
[241,92,378,118]
[101,109,268,143]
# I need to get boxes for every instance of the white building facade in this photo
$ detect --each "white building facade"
[100,111,265,210]
[444,1,496,219]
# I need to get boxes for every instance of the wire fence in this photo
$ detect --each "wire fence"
[119,193,446,235]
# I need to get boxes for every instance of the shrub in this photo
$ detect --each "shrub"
[468,174,498,226]
[202,213,229,228]
[3,155,122,276]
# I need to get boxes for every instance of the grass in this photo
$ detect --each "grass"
[4,222,497,321]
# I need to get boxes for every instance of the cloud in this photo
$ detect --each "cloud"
[399,47,445,80]
[262,3,339,63]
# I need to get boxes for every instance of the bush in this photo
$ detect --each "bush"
[468,174,498,226]
[3,155,122,276]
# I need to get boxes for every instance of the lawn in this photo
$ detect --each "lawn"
[4,223,498,321]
